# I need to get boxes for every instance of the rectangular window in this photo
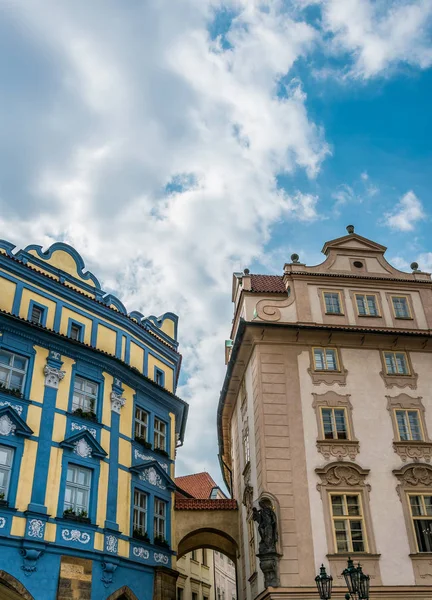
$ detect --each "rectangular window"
[324,292,343,315]
[134,407,149,441]
[313,348,339,371]
[177,590,184,600]
[396,410,423,441]
[242,423,250,465]
[384,351,410,375]
[191,550,198,561]
[330,494,366,553]
[355,294,379,317]
[72,376,98,413]
[202,548,208,566]
[30,304,45,325]
[154,498,166,539]
[155,368,165,387]
[154,418,167,451]
[410,495,432,552]
[70,323,83,341]
[321,408,348,440]
[392,296,411,319]
[133,489,147,536]
[0,445,14,500]
[64,465,91,515]
[248,517,256,574]
[192,594,198,600]
[0,349,28,393]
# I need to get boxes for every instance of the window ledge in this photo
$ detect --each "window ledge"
[393,440,432,463]
[327,553,381,584]
[380,371,418,390]
[325,312,345,316]
[317,439,359,460]
[308,368,348,387]
[358,314,381,318]
[55,516,98,530]
[395,316,414,321]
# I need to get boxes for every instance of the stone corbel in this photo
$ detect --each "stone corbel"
[43,365,65,389]
[254,286,295,322]
[110,392,126,414]
[20,547,44,576]
[101,561,118,587]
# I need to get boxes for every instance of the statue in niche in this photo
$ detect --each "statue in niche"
[252,499,278,554]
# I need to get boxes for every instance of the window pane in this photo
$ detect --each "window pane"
[414,519,432,552]
[325,349,338,371]
[0,351,11,366]
[408,411,423,441]
[322,409,334,439]
[396,411,409,440]
[12,356,27,371]
[393,297,409,318]
[334,521,349,552]
[334,409,347,439]
[410,496,423,516]
[424,497,432,517]
[384,352,396,374]
[331,496,344,516]
[395,353,408,375]
[356,295,366,315]
[325,293,341,314]
[0,446,13,467]
[346,496,361,516]
[366,296,378,315]
[314,349,324,370]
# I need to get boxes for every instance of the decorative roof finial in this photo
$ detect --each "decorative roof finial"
[243,268,250,275]
[411,262,420,272]
[291,253,299,264]
[346,225,355,234]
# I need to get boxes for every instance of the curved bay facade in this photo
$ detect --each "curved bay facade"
[0,240,187,600]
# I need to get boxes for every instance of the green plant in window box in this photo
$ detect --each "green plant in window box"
[154,535,169,548]
[154,446,169,458]
[133,529,150,543]
[0,382,23,399]
[0,492,8,507]
[134,436,152,450]
[63,507,91,523]
[73,408,97,422]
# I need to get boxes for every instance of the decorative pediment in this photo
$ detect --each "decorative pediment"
[316,462,370,488]
[322,233,387,256]
[129,461,175,491]
[393,464,432,488]
[0,406,33,438]
[60,430,107,459]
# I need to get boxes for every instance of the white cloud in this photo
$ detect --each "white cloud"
[384,190,426,231]
[0,0,329,483]
[320,0,432,79]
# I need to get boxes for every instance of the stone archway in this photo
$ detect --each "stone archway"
[106,586,139,600]
[0,571,35,600]
[177,527,238,562]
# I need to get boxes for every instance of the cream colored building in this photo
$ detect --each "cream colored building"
[176,549,215,600]
[218,227,432,599]
[215,551,237,600]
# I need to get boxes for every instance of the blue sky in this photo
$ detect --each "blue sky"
[0,0,431,485]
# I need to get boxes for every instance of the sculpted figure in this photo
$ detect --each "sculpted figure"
[252,499,278,554]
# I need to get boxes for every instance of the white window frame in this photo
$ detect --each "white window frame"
[72,376,98,413]
[64,464,91,514]
[134,407,149,441]
[154,498,166,539]
[154,418,167,451]
[0,445,14,500]
[0,349,28,393]
[133,488,147,535]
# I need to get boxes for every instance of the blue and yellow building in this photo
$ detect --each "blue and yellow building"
[0,240,188,600]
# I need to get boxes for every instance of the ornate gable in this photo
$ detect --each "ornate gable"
[0,406,33,438]
[130,461,175,491]
[60,430,107,459]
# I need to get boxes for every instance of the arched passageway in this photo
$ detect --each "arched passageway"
[0,571,35,600]
[106,586,139,600]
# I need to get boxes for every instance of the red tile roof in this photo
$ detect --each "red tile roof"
[175,498,237,511]
[175,472,218,499]
[250,274,285,293]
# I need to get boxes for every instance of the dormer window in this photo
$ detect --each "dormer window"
[355,294,379,317]
[323,292,343,315]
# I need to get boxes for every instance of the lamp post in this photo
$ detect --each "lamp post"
[315,558,370,600]
[315,564,333,600]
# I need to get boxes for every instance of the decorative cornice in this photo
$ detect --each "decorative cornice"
[393,441,432,463]
[316,440,359,460]
[43,364,66,389]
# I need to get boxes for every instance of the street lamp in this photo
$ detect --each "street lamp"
[315,564,333,599]
[356,563,370,599]
[342,557,370,600]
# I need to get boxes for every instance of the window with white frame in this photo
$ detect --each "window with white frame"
[154,498,166,539]
[383,351,409,375]
[355,294,379,316]
[330,494,367,553]
[321,407,348,440]
[134,407,149,441]
[154,418,166,451]
[313,348,339,371]
[392,296,411,319]
[0,349,28,393]
[30,304,45,325]
[64,464,91,515]
[409,495,432,552]
[72,376,98,413]
[395,410,423,441]
[324,292,343,314]
[0,445,14,500]
[133,489,147,536]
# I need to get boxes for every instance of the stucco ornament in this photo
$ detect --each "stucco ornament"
[400,465,432,487]
[321,464,364,487]
[74,438,92,458]
[154,553,169,565]
[139,467,165,490]
[110,391,126,414]
[0,400,23,415]
[28,519,44,539]
[134,449,168,472]
[0,415,16,436]
[0,517,5,528]
[43,364,66,389]
[133,547,149,560]
[62,529,91,544]
[105,535,118,553]
[71,422,97,438]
